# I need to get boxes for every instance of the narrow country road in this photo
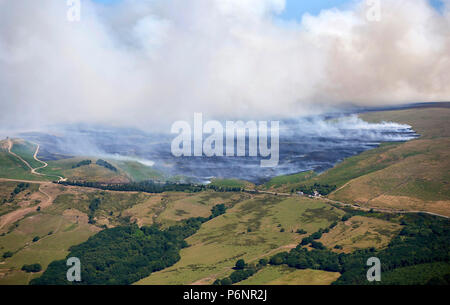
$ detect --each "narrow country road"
[6,139,66,182]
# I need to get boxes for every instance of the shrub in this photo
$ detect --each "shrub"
[235,259,246,270]
[22,264,42,273]
[2,251,13,258]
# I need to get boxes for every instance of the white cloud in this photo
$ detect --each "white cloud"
[0,0,449,131]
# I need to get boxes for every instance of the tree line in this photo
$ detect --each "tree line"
[292,183,337,196]
[71,160,92,169]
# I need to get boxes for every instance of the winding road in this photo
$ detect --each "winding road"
[7,139,66,182]
[0,140,66,229]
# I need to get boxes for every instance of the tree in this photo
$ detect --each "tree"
[2,251,13,258]
[221,277,232,285]
[258,259,268,267]
[22,264,42,273]
[235,259,246,270]
[341,214,351,222]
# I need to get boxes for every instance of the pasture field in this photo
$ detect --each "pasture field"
[237,265,340,285]
[155,191,251,227]
[37,157,164,184]
[209,179,255,189]
[0,181,43,217]
[113,160,163,182]
[0,210,99,284]
[37,157,130,183]
[262,171,316,191]
[318,215,402,253]
[135,196,344,285]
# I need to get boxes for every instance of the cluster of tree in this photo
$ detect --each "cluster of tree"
[213,258,268,285]
[426,275,450,285]
[71,160,92,169]
[2,251,13,259]
[266,213,450,285]
[206,185,243,192]
[293,183,336,196]
[30,204,227,285]
[57,180,207,194]
[22,264,42,273]
[300,222,337,246]
[210,204,227,219]
[88,198,101,224]
[95,159,117,172]
[12,182,29,196]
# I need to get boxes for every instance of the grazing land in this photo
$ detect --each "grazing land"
[135,196,344,285]
[237,265,340,285]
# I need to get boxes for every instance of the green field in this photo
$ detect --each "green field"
[0,144,49,181]
[262,171,316,191]
[209,179,254,189]
[237,265,340,285]
[135,196,344,285]
[0,211,98,284]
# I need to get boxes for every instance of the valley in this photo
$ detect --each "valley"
[0,106,449,285]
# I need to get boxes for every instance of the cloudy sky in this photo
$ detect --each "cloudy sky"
[0,0,449,131]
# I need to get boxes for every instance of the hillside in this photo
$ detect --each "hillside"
[266,108,450,217]
[0,106,449,286]
[329,108,450,216]
[0,138,163,184]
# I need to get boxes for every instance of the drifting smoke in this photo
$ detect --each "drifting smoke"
[0,0,449,131]
[17,114,418,183]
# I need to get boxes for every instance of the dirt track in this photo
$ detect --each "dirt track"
[0,179,55,229]
[6,139,65,182]
[0,140,65,229]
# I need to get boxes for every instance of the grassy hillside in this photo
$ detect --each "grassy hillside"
[262,171,316,191]
[9,140,42,169]
[265,108,450,217]
[317,215,401,253]
[37,157,163,184]
[0,140,51,181]
[0,182,43,217]
[135,196,344,285]
[329,108,450,216]
[237,265,340,285]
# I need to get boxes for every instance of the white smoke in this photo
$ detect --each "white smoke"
[0,0,449,131]
[286,115,417,141]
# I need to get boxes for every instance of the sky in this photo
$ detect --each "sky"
[94,0,446,18]
[1,0,450,131]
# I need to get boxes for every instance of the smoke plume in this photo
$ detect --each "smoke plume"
[0,0,449,131]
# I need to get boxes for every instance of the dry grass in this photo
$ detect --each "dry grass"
[318,216,402,253]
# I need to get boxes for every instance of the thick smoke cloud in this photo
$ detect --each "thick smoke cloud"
[0,0,449,131]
